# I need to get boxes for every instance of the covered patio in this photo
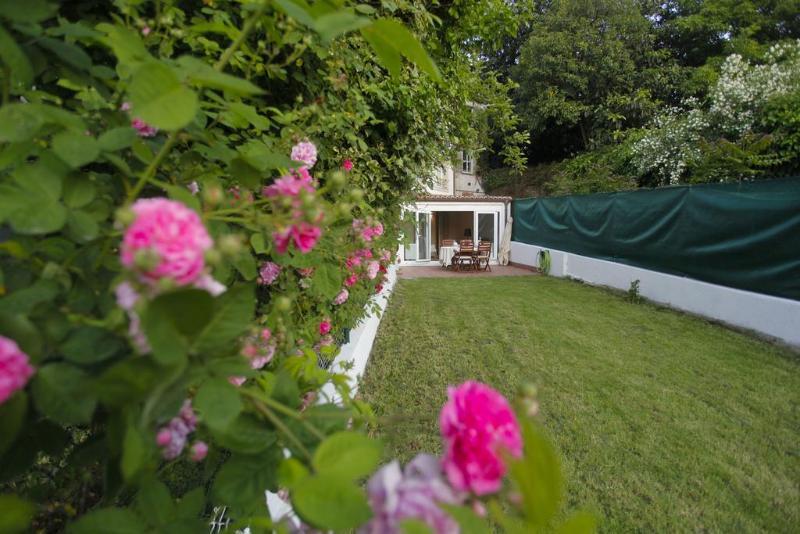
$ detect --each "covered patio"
[399,194,512,265]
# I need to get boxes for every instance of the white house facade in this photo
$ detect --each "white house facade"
[399,151,512,265]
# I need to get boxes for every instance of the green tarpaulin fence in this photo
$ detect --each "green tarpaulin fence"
[512,178,800,301]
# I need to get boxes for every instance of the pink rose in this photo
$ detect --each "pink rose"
[131,117,158,137]
[342,159,353,171]
[319,320,332,335]
[0,336,35,405]
[291,140,317,168]
[258,261,281,285]
[121,198,213,286]
[333,288,349,305]
[190,441,208,462]
[273,228,292,254]
[439,381,522,495]
[291,222,321,253]
[156,400,197,460]
[262,168,315,198]
[273,223,322,254]
[228,376,246,387]
[141,26,151,36]
[345,274,358,287]
[367,261,380,280]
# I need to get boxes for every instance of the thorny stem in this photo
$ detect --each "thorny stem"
[241,389,326,441]
[251,398,313,461]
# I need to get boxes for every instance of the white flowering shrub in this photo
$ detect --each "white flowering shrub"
[632,40,800,186]
[632,104,709,185]
[709,40,800,137]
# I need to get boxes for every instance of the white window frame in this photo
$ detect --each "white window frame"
[461,150,474,174]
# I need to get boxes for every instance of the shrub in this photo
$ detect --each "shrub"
[0,1,587,533]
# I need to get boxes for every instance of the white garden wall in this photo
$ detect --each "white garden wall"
[511,241,800,347]
[266,264,398,524]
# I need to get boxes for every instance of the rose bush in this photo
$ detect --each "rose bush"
[0,0,584,532]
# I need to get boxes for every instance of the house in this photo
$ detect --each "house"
[398,151,512,265]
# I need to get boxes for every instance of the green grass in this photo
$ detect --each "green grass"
[360,276,800,532]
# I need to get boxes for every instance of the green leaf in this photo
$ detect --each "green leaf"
[232,252,257,281]
[32,363,97,424]
[363,19,441,81]
[310,263,342,299]
[174,487,204,519]
[0,494,35,534]
[94,358,163,407]
[128,61,198,130]
[0,104,42,142]
[212,451,281,517]
[63,176,97,209]
[314,11,371,43]
[401,519,434,534]
[441,504,492,534]
[136,477,174,527]
[291,473,372,530]
[191,284,254,356]
[210,414,277,454]
[556,510,598,534]
[164,184,201,213]
[0,0,56,22]
[312,431,383,481]
[273,0,316,27]
[142,289,215,365]
[0,311,42,360]
[4,158,68,235]
[227,103,271,131]
[0,392,27,458]
[122,423,150,482]
[98,127,138,152]
[508,419,564,529]
[0,279,59,314]
[95,23,150,68]
[239,141,289,170]
[250,233,266,254]
[194,379,242,431]
[361,25,402,77]
[66,210,100,242]
[37,36,92,70]
[176,56,263,96]
[277,457,310,489]
[61,326,125,364]
[52,131,100,168]
[67,507,145,534]
[0,24,33,90]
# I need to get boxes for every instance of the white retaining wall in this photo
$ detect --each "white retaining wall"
[266,264,399,524]
[511,241,800,347]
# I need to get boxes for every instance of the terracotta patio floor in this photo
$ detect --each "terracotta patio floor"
[397,264,539,279]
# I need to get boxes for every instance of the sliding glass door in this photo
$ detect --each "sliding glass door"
[475,211,499,259]
[403,211,431,261]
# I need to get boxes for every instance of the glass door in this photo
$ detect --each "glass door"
[475,211,499,259]
[417,211,431,261]
[402,211,417,261]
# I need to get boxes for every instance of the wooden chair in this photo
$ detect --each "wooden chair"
[477,241,492,271]
[454,240,475,271]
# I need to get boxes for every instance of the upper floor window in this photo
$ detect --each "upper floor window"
[461,151,474,174]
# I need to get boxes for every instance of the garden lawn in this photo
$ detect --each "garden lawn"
[360,276,800,532]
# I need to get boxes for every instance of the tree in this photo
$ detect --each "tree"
[513,0,676,160]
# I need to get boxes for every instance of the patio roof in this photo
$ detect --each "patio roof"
[415,194,512,203]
